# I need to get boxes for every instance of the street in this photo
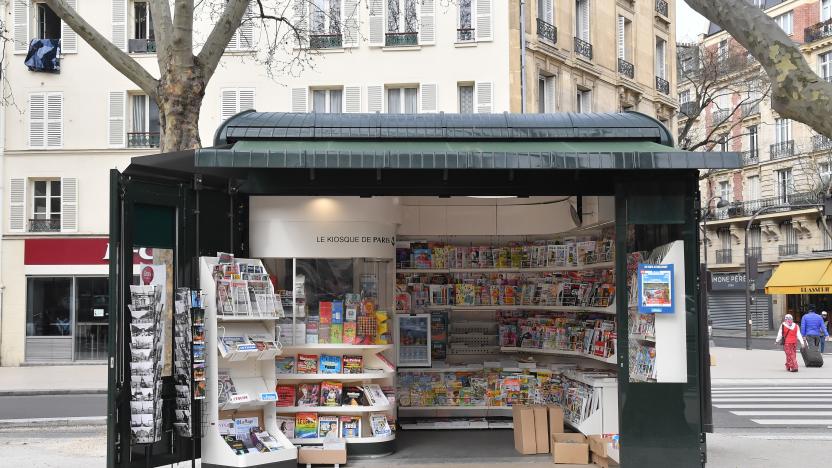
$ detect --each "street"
[0,394,104,420]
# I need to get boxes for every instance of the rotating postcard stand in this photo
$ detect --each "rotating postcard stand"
[200,257,297,468]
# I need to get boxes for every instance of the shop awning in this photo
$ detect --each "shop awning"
[765,259,832,294]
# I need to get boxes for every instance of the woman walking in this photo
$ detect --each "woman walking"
[776,314,806,372]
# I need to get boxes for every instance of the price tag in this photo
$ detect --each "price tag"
[236,344,257,352]
[229,393,251,403]
[258,392,277,402]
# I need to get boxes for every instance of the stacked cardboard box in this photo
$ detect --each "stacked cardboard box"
[588,435,620,468]
[511,405,566,455]
[552,433,589,464]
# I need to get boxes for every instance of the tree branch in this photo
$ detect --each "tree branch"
[147,0,174,67]
[43,0,158,97]
[197,0,252,81]
[172,0,195,67]
[685,0,832,138]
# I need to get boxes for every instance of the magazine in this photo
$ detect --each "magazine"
[317,415,339,438]
[234,417,259,448]
[320,381,343,406]
[275,356,296,374]
[320,355,342,374]
[342,355,363,374]
[361,384,389,406]
[251,430,283,452]
[370,413,392,437]
[295,412,318,439]
[276,416,295,439]
[276,385,296,407]
[342,386,364,406]
[296,383,320,407]
[339,415,362,438]
[297,354,319,374]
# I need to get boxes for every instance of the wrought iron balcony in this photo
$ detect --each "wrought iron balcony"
[747,247,762,261]
[309,33,343,49]
[741,102,759,118]
[708,191,823,221]
[655,76,670,95]
[679,101,699,117]
[655,0,669,17]
[741,149,758,165]
[712,108,730,124]
[536,18,557,44]
[715,249,732,264]
[457,28,475,42]
[618,58,634,79]
[779,244,798,257]
[28,218,60,232]
[805,18,832,43]
[813,134,832,152]
[769,140,794,159]
[385,32,418,47]
[574,37,592,60]
[127,132,161,148]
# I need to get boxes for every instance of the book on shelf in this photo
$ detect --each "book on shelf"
[218,336,248,355]
[276,416,295,439]
[297,354,319,374]
[332,301,344,324]
[342,386,365,406]
[329,324,344,344]
[343,322,357,344]
[276,385,296,407]
[339,415,362,438]
[295,412,318,439]
[320,354,342,374]
[217,369,236,405]
[319,324,332,344]
[370,413,392,437]
[296,383,320,407]
[320,381,343,406]
[234,417,259,448]
[218,419,235,436]
[320,302,333,325]
[306,317,319,344]
[247,334,277,351]
[361,384,389,406]
[251,430,284,452]
[342,355,363,374]
[223,434,248,455]
[275,356,296,374]
[318,415,339,438]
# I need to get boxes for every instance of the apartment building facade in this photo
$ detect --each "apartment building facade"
[682,0,832,330]
[1,0,675,366]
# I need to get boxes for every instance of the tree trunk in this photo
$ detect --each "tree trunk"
[157,63,207,152]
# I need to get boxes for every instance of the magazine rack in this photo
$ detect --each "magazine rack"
[200,257,297,468]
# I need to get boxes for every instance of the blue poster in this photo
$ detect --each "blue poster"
[637,263,674,314]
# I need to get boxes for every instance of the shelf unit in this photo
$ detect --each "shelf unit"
[500,346,617,365]
[395,261,615,274]
[276,404,394,413]
[200,257,297,468]
[276,371,395,381]
[289,433,396,445]
[423,304,615,314]
[280,344,394,352]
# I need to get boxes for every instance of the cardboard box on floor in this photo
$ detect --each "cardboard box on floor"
[588,435,614,458]
[592,452,621,468]
[532,405,549,453]
[552,433,589,465]
[298,445,347,465]
[547,405,564,434]
[512,405,537,454]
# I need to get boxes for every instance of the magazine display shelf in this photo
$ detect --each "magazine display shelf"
[277,371,395,381]
[395,260,615,274]
[200,257,297,468]
[289,433,396,445]
[281,344,394,352]
[276,404,394,414]
[499,346,618,365]
[424,304,615,314]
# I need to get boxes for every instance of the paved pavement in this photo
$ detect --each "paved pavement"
[710,346,832,382]
[0,394,105,420]
[0,365,106,396]
[712,383,832,429]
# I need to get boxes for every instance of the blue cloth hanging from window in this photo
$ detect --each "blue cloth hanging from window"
[24,39,61,73]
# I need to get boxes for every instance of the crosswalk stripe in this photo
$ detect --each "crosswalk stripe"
[712,392,832,396]
[713,389,832,392]
[713,398,832,402]
[731,411,832,416]
[750,419,832,425]
[713,387,832,391]
[714,404,832,409]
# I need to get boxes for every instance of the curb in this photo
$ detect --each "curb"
[0,416,106,429]
[0,389,107,397]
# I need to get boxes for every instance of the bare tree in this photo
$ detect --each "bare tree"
[676,42,770,152]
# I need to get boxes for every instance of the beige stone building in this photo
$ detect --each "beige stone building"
[682,0,832,330]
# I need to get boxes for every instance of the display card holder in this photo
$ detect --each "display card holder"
[218,377,272,411]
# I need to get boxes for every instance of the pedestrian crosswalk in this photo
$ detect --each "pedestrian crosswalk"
[712,385,832,428]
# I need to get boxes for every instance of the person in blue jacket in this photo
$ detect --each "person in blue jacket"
[800,306,829,352]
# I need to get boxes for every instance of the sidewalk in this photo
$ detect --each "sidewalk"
[0,365,106,396]
[710,346,832,383]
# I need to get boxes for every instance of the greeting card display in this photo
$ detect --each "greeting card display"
[128,284,164,445]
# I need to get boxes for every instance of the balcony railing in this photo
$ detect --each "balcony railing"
[309,33,342,49]
[805,18,832,43]
[574,36,593,60]
[679,101,699,117]
[813,134,832,152]
[770,140,795,159]
[457,28,475,42]
[29,218,60,232]
[741,149,759,165]
[655,0,669,17]
[715,249,733,264]
[706,191,823,220]
[536,18,557,44]
[385,32,418,47]
[712,108,730,123]
[618,58,634,79]
[747,247,762,261]
[655,76,670,94]
[127,39,156,53]
[741,102,760,118]
[779,244,798,257]
[127,132,161,148]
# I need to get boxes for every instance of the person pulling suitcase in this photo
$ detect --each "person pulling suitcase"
[801,306,829,353]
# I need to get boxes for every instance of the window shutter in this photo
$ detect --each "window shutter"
[367,85,384,112]
[419,83,438,113]
[342,0,360,47]
[112,0,127,52]
[547,77,557,112]
[61,177,79,233]
[419,0,435,45]
[239,88,255,112]
[476,0,493,41]
[61,0,79,53]
[291,88,308,113]
[8,178,25,233]
[617,16,625,60]
[46,93,64,148]
[29,93,46,148]
[579,0,590,41]
[344,86,362,113]
[293,0,308,48]
[475,81,493,113]
[13,0,30,54]
[543,0,553,23]
[220,89,238,121]
[368,0,385,46]
[238,2,255,50]
[656,40,666,79]
[108,91,126,148]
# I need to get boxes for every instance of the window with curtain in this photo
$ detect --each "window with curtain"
[775,118,791,144]
[311,0,341,34]
[312,89,343,113]
[820,52,832,81]
[458,84,474,114]
[387,0,418,33]
[387,87,417,113]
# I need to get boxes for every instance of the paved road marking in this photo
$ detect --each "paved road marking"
[713,397,832,402]
[731,411,832,416]
[713,389,832,393]
[714,404,832,409]
[750,419,832,425]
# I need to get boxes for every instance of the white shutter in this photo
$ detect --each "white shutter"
[61,0,79,53]
[46,93,64,148]
[543,0,553,23]
[656,40,666,79]
[342,0,359,47]
[344,86,362,113]
[475,81,493,113]
[238,2,255,50]
[220,89,238,121]
[293,0,308,48]
[29,93,46,148]
[13,0,30,54]
[8,178,26,233]
[61,177,78,233]
[108,92,126,148]
[367,85,384,112]
[291,88,308,113]
[476,0,492,41]
[419,0,435,45]
[578,0,590,41]
[239,88,255,112]
[368,0,384,46]
[617,16,625,60]
[112,0,127,52]
[547,77,557,112]
[419,83,437,113]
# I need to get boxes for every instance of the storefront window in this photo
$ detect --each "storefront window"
[74,277,109,360]
[26,277,72,336]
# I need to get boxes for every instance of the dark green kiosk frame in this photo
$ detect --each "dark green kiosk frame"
[108,112,737,468]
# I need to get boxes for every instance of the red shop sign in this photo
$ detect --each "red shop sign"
[24,238,154,265]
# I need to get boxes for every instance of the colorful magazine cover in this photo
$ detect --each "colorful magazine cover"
[276,385,296,407]
[341,386,364,406]
[295,412,318,439]
[297,354,319,374]
[329,324,344,344]
[320,381,343,406]
[276,416,295,439]
[342,355,363,374]
[339,415,362,438]
[319,302,333,324]
[331,301,344,323]
[370,413,392,437]
[275,356,296,374]
[342,322,357,344]
[317,415,339,438]
[320,354,342,374]
[296,383,320,407]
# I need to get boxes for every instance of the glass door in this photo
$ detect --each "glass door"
[74,277,109,361]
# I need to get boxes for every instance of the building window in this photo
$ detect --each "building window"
[576,89,591,113]
[820,161,832,186]
[28,92,63,149]
[458,0,474,41]
[311,0,341,34]
[679,90,690,104]
[32,179,61,232]
[719,180,731,203]
[312,88,343,113]
[719,134,729,152]
[220,88,256,120]
[129,94,161,148]
[776,168,793,203]
[717,227,731,251]
[36,3,61,40]
[618,16,632,61]
[387,86,417,114]
[387,0,418,34]
[822,218,832,250]
[820,52,832,82]
[775,118,792,144]
[26,277,72,337]
[824,0,832,22]
[134,2,154,40]
[747,175,760,202]
[538,75,555,113]
[774,11,793,35]
[717,39,727,60]
[780,220,796,246]
[73,277,109,361]
[655,37,667,79]
[747,125,758,157]
[575,0,590,41]
[458,84,474,114]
